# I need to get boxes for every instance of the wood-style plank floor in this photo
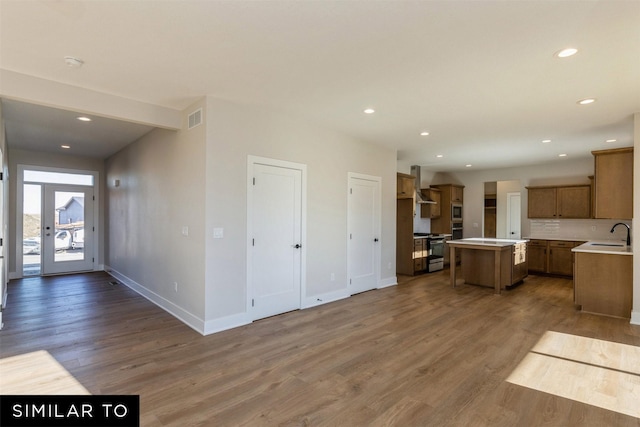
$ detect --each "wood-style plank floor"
[1,271,640,426]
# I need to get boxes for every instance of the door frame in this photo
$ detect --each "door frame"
[15,165,100,279]
[347,172,381,294]
[246,155,307,319]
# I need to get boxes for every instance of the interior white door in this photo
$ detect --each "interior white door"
[348,174,381,295]
[507,192,521,239]
[41,184,94,275]
[250,163,302,320]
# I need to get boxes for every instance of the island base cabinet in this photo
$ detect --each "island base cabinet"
[460,247,526,290]
[574,252,632,318]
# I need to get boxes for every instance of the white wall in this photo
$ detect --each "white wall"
[105,96,397,334]
[204,97,397,332]
[105,98,207,327]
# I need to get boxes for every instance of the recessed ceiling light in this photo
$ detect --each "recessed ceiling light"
[77,116,92,122]
[555,48,578,58]
[436,154,444,158]
[559,153,567,157]
[542,139,551,143]
[420,131,430,136]
[577,98,596,105]
[363,108,375,114]
[606,139,617,143]
[61,145,71,149]
[465,164,472,168]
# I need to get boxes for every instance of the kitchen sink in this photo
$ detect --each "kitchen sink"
[590,243,625,247]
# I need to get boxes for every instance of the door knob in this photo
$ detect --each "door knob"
[293,244,302,249]
[374,238,379,242]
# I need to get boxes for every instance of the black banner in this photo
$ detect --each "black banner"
[0,395,139,427]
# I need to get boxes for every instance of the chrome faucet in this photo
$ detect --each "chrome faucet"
[610,223,631,246]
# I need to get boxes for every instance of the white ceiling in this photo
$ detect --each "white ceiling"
[1,0,639,169]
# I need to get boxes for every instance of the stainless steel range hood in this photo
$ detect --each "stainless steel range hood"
[410,165,436,204]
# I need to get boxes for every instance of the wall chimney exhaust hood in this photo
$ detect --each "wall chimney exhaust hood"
[410,165,436,204]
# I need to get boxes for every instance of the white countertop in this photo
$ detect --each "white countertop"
[572,241,632,255]
[448,237,528,247]
[524,236,587,242]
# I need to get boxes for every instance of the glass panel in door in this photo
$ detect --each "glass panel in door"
[23,184,42,276]
[41,185,94,275]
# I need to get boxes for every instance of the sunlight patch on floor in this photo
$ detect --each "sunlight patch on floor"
[507,331,640,419]
[0,350,90,395]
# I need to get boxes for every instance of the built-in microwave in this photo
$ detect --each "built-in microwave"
[451,203,463,221]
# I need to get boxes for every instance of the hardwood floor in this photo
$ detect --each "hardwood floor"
[1,271,640,426]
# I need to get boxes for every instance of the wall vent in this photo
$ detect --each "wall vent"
[188,108,203,130]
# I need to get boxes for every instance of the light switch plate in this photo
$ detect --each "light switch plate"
[213,228,224,239]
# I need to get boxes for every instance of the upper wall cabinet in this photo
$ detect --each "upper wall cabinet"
[420,188,441,219]
[592,147,633,219]
[527,185,591,219]
[397,173,415,200]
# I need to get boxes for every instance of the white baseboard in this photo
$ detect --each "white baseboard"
[303,289,350,309]
[106,266,205,335]
[204,312,251,336]
[378,276,398,289]
[631,310,640,326]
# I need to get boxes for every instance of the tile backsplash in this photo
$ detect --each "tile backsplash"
[528,219,632,242]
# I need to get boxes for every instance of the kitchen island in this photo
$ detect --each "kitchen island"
[447,238,528,294]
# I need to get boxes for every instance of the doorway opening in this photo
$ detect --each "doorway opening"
[19,167,98,277]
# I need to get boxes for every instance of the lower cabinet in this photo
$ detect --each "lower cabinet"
[413,238,428,274]
[574,252,632,318]
[548,241,576,276]
[527,239,584,277]
[528,240,548,273]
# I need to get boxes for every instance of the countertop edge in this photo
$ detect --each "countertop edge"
[572,241,633,256]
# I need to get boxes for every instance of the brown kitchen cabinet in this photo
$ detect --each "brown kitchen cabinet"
[592,147,633,219]
[527,185,590,219]
[397,173,415,199]
[574,251,632,318]
[451,185,464,203]
[413,238,428,273]
[420,188,441,219]
[527,239,548,273]
[527,239,584,277]
[396,198,415,275]
[430,184,464,235]
[548,241,575,276]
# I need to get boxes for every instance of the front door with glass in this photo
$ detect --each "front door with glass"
[41,184,94,275]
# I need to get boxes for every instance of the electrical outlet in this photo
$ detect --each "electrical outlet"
[330,273,335,282]
[591,225,597,231]
[181,226,189,236]
[173,282,178,292]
